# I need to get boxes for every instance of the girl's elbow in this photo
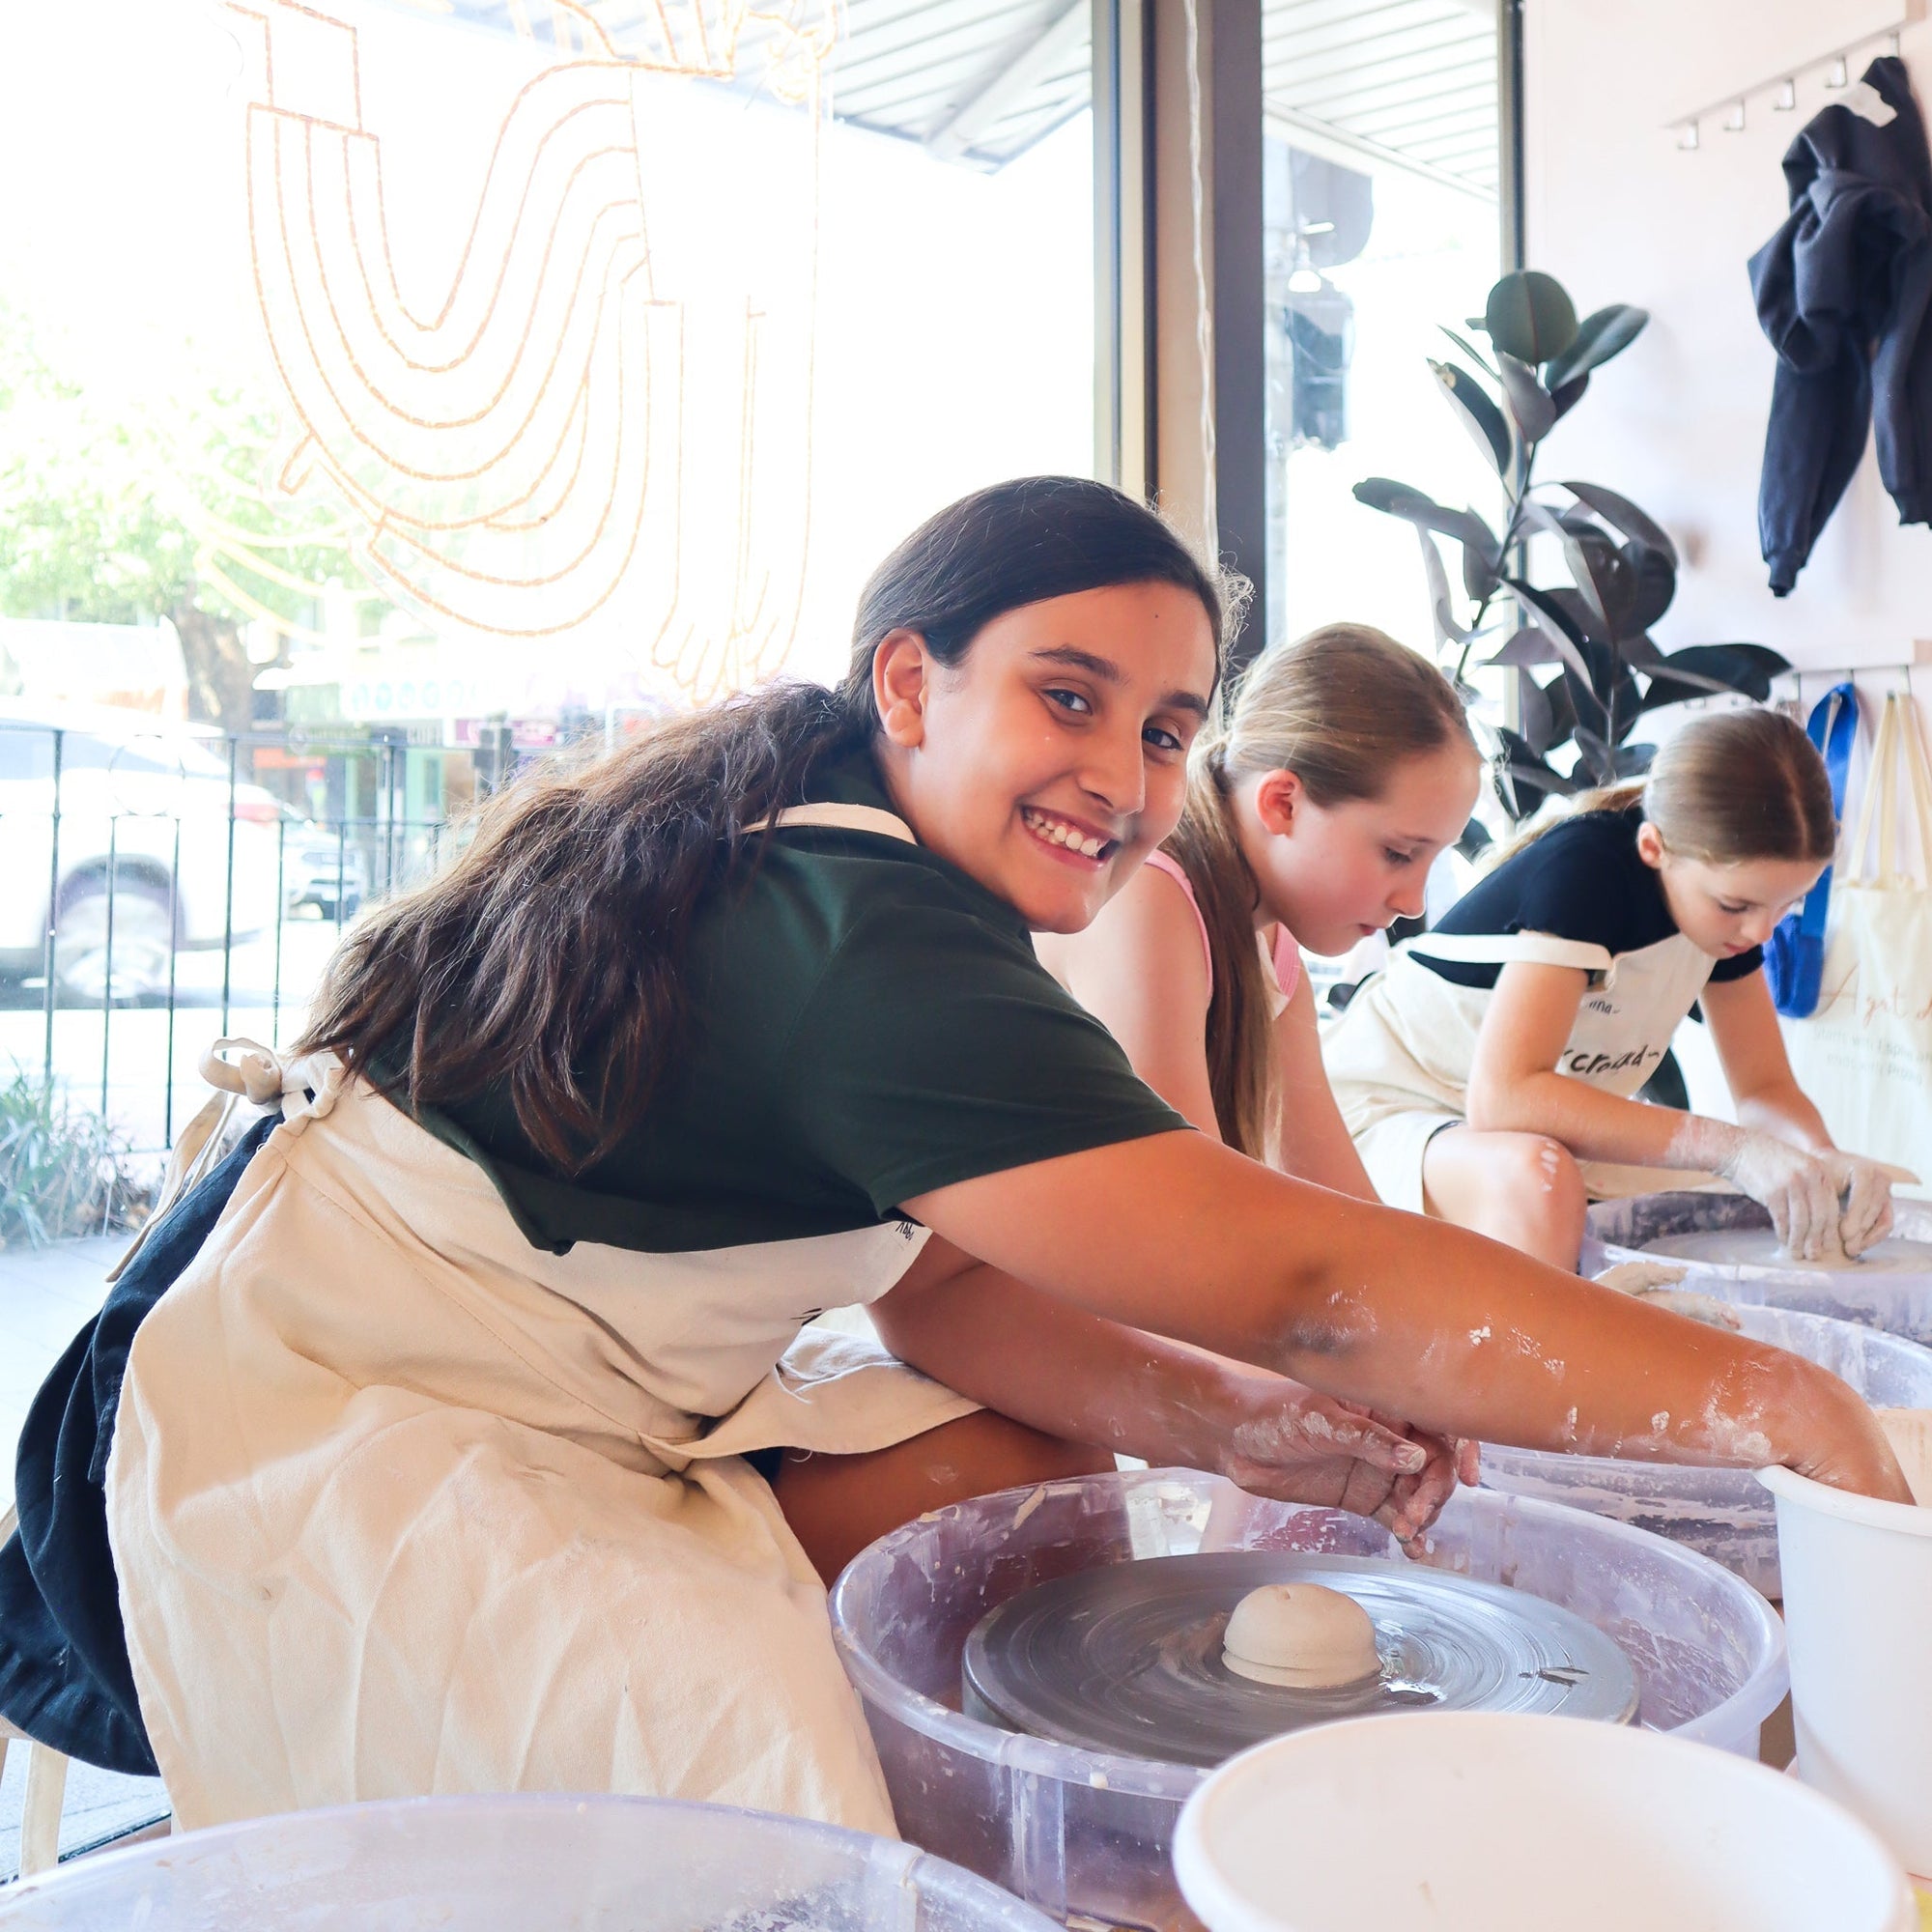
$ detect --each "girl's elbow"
[1463,1069,1533,1133]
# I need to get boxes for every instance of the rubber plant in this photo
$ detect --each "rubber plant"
[1353,270,1788,821]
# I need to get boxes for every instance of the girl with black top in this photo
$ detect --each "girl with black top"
[1325,709,1900,1266]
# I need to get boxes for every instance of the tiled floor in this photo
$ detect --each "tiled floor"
[2,1233,169,1882]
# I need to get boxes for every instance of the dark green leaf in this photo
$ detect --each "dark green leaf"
[1610,742,1658,779]
[1494,728,1581,799]
[1495,352,1556,445]
[1541,583,1612,647]
[1456,816,1494,860]
[1623,542,1676,632]
[1463,542,1502,603]
[1543,669,1578,748]
[1544,304,1649,389]
[1563,664,1611,744]
[1428,359,1511,474]
[1550,372,1590,419]
[1564,533,1624,637]
[1485,270,1578,366]
[1504,581,1596,684]
[1351,477,1500,562]
[1556,525,1638,641]
[1517,668,1557,754]
[1486,625,1561,668]
[1557,481,1678,568]
[1415,529,1474,647]
[1637,643,1791,709]
[1516,505,1610,638]
[1438,326,1498,377]
[1573,726,1616,784]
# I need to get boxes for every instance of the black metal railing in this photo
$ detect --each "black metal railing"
[0,719,521,1157]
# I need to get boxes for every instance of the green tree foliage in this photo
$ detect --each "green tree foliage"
[0,305,381,731]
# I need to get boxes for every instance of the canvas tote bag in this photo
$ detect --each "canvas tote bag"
[1781,690,1932,1175]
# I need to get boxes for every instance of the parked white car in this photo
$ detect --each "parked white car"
[0,701,286,1001]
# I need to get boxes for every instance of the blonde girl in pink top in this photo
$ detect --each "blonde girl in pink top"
[1040,625,1481,1193]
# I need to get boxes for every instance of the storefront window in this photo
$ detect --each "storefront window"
[1261,0,1503,652]
[0,0,1094,721]
[0,0,1095,1145]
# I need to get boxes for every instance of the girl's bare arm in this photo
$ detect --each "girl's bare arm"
[1269,969,1378,1199]
[871,1236,1463,1545]
[1701,971,1833,1149]
[1463,959,1745,1168]
[902,1130,1908,1501]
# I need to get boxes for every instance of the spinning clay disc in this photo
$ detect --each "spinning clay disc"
[1222,1582,1379,1688]
[961,1550,1638,1768]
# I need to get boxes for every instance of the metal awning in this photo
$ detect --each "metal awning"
[376,1,1495,191]
[1264,0,1499,201]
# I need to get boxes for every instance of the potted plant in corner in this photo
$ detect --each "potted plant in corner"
[1352,269,1788,823]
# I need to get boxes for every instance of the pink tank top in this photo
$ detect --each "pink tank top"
[1144,850,1302,1009]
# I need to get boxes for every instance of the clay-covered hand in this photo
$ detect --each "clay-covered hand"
[1717,1131,1843,1261]
[1591,1260,1742,1331]
[1811,1150,1897,1258]
[1216,1378,1468,1553]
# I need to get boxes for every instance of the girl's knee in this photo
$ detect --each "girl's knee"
[1503,1136,1586,1262]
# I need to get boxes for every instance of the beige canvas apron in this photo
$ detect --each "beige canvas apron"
[105,803,978,1833]
[1322,929,1721,1211]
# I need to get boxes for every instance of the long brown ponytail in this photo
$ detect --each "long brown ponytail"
[1166,624,1472,1156]
[1495,707,1837,870]
[297,477,1228,1174]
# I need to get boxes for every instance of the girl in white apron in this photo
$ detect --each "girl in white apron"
[1324,708,1898,1267]
[1039,625,1479,1194]
[7,483,1907,1836]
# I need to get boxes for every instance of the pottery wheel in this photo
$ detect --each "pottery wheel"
[960,1551,1637,1768]
[1642,1229,1932,1274]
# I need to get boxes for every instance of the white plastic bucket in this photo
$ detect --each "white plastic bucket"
[1761,1458,1932,1878]
[1173,1712,1913,1932]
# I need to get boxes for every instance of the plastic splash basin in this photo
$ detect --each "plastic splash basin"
[0,1794,1061,1932]
[1583,1192,1932,1343]
[828,1468,1786,1932]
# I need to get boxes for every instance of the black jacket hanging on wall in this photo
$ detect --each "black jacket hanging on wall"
[1748,56,1932,595]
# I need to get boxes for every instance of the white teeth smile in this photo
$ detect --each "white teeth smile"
[1022,807,1113,860]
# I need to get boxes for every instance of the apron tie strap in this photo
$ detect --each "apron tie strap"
[198,1037,348,1131]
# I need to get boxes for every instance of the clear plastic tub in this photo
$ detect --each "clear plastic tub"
[0,1795,1060,1932]
[1481,1302,1932,1598]
[1583,1192,1932,1343]
[828,1469,1785,1932]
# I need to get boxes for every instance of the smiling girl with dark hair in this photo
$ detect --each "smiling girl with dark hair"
[6,477,1904,1842]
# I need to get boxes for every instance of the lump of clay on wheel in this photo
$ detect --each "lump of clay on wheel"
[1222,1582,1379,1689]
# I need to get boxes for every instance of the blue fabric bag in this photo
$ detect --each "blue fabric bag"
[1766,681,1858,1018]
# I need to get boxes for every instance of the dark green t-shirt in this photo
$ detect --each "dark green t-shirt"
[386,749,1187,1253]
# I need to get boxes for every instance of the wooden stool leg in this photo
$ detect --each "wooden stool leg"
[19,1745,69,1875]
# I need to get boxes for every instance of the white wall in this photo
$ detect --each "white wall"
[1522,0,1932,695]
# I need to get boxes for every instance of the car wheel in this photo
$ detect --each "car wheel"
[54,874,177,1004]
